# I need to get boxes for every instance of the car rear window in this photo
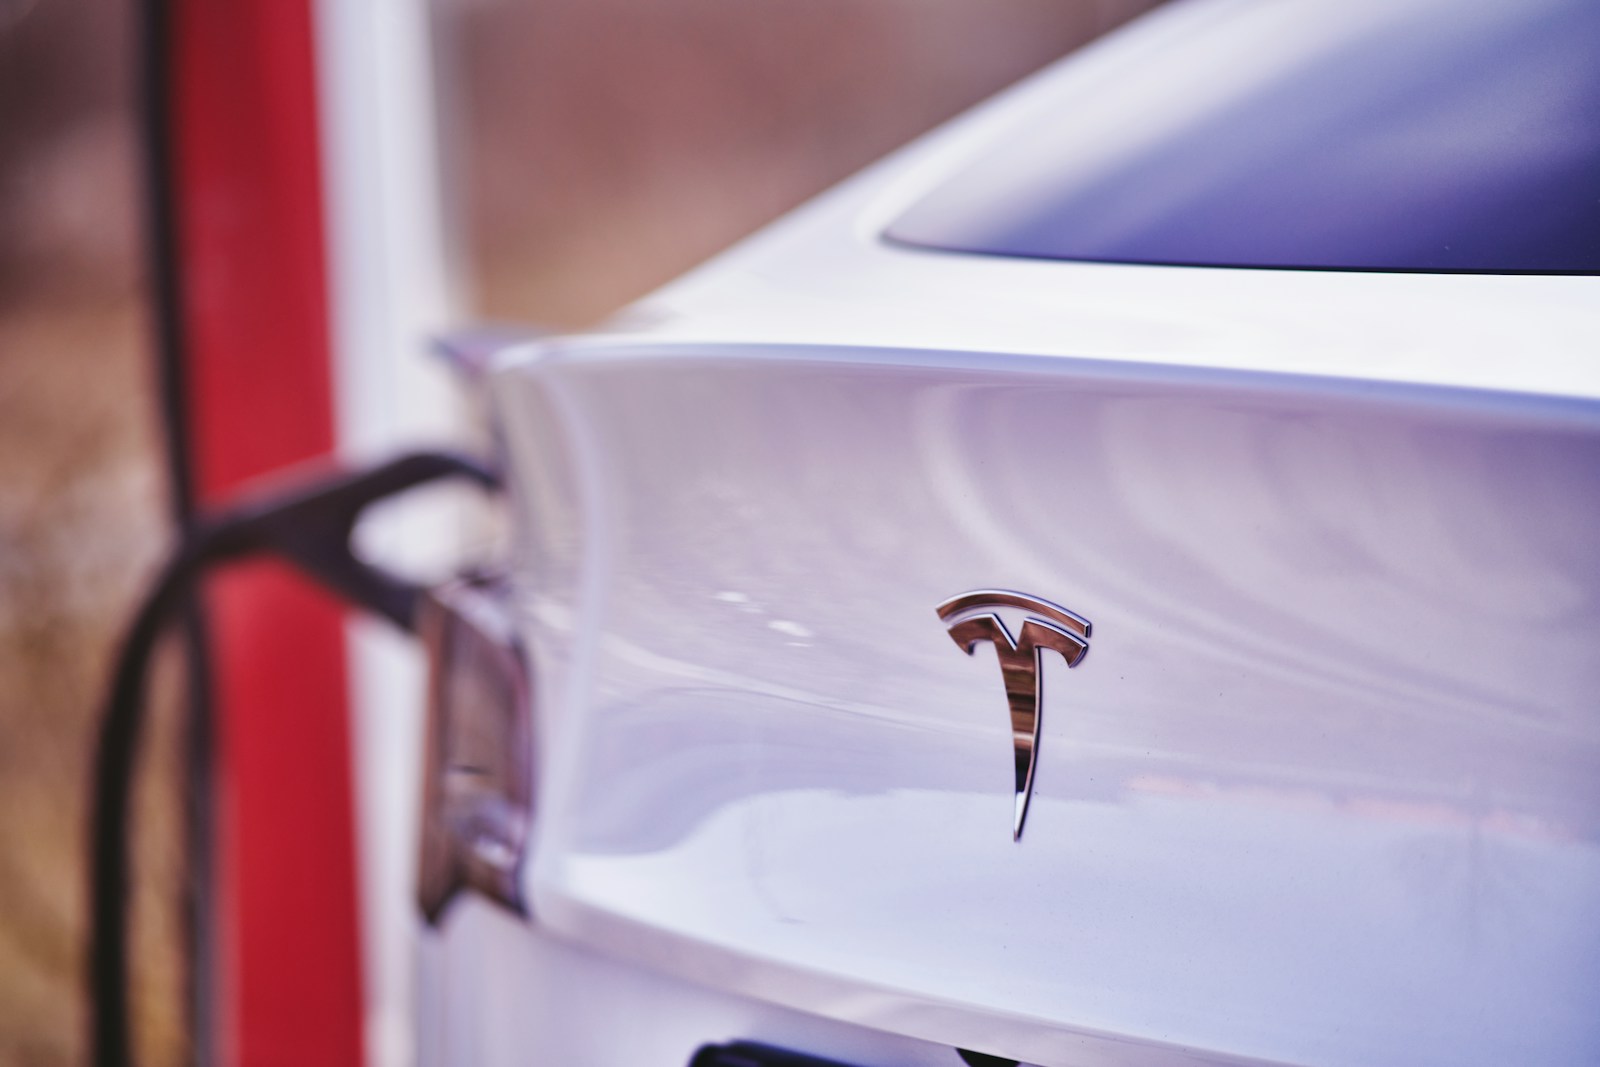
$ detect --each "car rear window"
[884,0,1600,274]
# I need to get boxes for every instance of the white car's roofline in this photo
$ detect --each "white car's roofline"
[525,0,1600,405]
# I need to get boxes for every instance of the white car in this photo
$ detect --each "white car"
[411,0,1600,1064]
[94,0,1598,1064]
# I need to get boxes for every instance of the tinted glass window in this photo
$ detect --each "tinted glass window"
[885,0,1600,273]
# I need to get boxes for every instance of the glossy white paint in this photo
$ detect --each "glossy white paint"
[610,0,1600,405]
[491,343,1600,1067]
[448,0,1600,1064]
[422,898,960,1067]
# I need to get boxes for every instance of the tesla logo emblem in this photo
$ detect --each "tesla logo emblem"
[938,590,1091,841]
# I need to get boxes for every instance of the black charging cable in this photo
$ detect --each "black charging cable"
[89,450,498,1067]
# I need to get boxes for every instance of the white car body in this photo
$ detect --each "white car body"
[410,0,1600,1064]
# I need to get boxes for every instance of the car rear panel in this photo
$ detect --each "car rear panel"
[490,342,1600,1067]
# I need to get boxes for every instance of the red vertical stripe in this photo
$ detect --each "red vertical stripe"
[167,3,364,1064]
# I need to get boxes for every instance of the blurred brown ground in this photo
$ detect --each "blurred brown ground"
[0,0,1157,1063]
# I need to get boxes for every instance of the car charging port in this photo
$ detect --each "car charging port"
[416,572,533,923]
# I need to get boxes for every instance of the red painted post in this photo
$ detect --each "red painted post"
[163,3,365,1063]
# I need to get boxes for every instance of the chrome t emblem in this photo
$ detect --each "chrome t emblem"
[938,590,1091,841]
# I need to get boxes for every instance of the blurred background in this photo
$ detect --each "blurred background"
[0,0,1158,1062]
